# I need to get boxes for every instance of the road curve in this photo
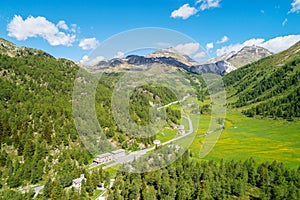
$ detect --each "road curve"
[103,114,193,169]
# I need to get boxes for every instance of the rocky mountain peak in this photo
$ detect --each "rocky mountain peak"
[225,45,272,68]
[145,47,199,66]
[209,45,273,70]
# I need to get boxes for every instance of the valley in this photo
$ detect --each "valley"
[1,0,300,199]
[0,37,299,199]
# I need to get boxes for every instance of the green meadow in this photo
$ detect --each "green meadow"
[156,128,177,143]
[189,111,300,168]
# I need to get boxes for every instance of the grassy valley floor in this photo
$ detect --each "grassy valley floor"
[189,111,300,168]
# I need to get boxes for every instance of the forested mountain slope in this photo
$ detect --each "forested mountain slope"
[0,39,186,191]
[0,45,94,190]
[224,41,300,119]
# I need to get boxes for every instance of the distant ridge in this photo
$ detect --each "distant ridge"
[87,45,273,76]
[0,37,273,76]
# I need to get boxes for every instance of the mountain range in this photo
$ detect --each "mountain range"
[0,37,273,76]
[87,45,273,75]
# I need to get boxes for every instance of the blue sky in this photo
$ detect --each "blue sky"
[0,0,300,63]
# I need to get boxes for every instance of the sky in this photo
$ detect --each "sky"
[0,0,300,63]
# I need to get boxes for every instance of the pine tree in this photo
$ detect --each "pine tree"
[44,178,53,198]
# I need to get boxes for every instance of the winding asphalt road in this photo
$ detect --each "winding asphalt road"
[102,114,193,169]
[157,94,190,110]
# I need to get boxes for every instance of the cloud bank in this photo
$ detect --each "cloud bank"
[216,35,300,56]
[7,15,76,46]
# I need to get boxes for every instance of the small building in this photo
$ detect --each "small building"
[153,140,161,147]
[93,153,113,165]
[178,125,185,135]
[72,174,86,190]
[111,149,126,160]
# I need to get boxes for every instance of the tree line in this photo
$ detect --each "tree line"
[108,151,299,200]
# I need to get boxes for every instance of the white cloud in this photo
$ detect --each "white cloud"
[206,42,214,50]
[71,24,77,33]
[174,42,200,55]
[216,38,265,56]
[170,1,221,20]
[216,35,300,56]
[217,35,229,44]
[197,0,221,11]
[217,44,242,56]
[194,51,207,59]
[79,55,106,66]
[171,4,198,19]
[57,20,69,30]
[88,56,106,66]
[243,38,265,46]
[114,51,125,58]
[289,0,300,13]
[282,18,288,26]
[260,35,300,53]
[79,55,89,65]
[7,15,76,46]
[79,38,99,50]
